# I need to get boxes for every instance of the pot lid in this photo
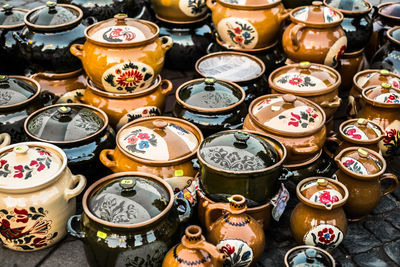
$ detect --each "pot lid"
[118,118,200,162]
[176,78,245,112]
[363,83,400,104]
[341,118,383,141]
[339,148,383,175]
[388,26,400,45]
[0,5,27,28]
[285,246,335,267]
[355,69,400,91]
[270,61,339,93]
[87,174,170,225]
[219,0,279,7]
[292,1,343,25]
[324,0,370,13]
[199,131,280,172]
[25,104,107,143]
[0,143,64,190]
[379,2,400,19]
[299,178,343,208]
[251,94,325,134]
[0,75,38,108]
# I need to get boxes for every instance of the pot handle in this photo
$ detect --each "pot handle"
[70,44,84,60]
[290,23,306,51]
[160,36,173,52]
[278,9,290,23]
[99,149,117,170]
[292,144,320,155]
[175,197,192,223]
[184,237,226,266]
[203,201,231,232]
[0,133,11,148]
[67,215,85,239]
[379,173,399,196]
[160,79,173,95]
[12,31,28,45]
[320,95,342,108]
[324,135,342,158]
[65,174,87,201]
[206,0,217,11]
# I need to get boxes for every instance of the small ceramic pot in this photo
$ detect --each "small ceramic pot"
[198,130,286,206]
[67,172,191,267]
[243,94,327,164]
[70,14,173,93]
[0,133,11,148]
[337,49,365,94]
[13,2,86,73]
[151,0,208,22]
[195,51,268,106]
[100,117,203,183]
[173,77,247,137]
[0,142,86,251]
[282,1,347,67]
[284,245,335,267]
[335,147,398,221]
[207,0,289,49]
[290,177,348,250]
[269,61,341,120]
[162,225,226,267]
[371,26,400,75]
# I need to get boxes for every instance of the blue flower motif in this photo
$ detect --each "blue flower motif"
[139,141,149,149]
[242,32,251,39]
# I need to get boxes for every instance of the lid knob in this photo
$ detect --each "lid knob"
[204,77,216,85]
[358,148,368,158]
[119,178,136,191]
[57,106,71,114]
[46,1,57,10]
[312,1,323,6]
[13,145,29,154]
[229,195,246,211]
[299,61,311,69]
[356,118,367,125]
[317,178,328,188]
[0,75,9,83]
[234,131,249,145]
[381,82,392,89]
[153,119,168,129]
[2,4,13,14]
[114,13,128,21]
[184,225,202,243]
[282,94,297,103]
[380,69,390,76]
[304,248,317,259]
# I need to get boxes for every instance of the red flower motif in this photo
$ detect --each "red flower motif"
[33,237,47,248]
[384,129,397,144]
[137,133,150,140]
[220,244,235,255]
[142,109,148,115]
[345,128,362,140]
[318,191,340,205]
[306,107,318,118]
[343,159,354,167]
[110,28,123,38]
[318,228,335,244]
[37,150,51,156]
[392,81,399,89]
[30,160,46,172]
[116,69,144,88]
[233,27,242,34]
[13,165,23,179]
[234,36,244,43]
[389,94,396,100]
[0,160,6,168]
[291,112,300,120]
[336,45,346,60]
[288,121,299,127]
[14,208,29,223]
[127,136,138,144]
[289,77,303,86]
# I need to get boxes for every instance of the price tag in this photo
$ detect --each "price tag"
[97,231,107,239]
[174,170,184,177]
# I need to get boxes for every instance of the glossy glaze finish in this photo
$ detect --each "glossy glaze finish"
[371,26,400,75]
[337,49,365,94]
[151,0,208,22]
[284,245,335,267]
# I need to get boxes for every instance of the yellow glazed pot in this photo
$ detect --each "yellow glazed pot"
[151,0,208,22]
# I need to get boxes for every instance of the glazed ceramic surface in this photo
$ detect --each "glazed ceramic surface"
[371,26,400,75]
[0,133,11,148]
[0,142,86,251]
[284,245,335,267]
[151,0,208,22]
[337,49,365,94]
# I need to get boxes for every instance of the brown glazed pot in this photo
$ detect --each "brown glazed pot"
[70,14,173,93]
[334,147,398,221]
[337,49,365,94]
[203,195,265,266]
[206,0,289,49]
[151,0,208,23]
[269,61,341,120]
[282,1,347,67]
[162,225,226,267]
[290,177,348,250]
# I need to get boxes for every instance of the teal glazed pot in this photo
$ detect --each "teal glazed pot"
[67,172,191,267]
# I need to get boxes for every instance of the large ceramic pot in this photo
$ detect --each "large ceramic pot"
[371,26,400,75]
[207,0,289,49]
[24,103,115,182]
[243,94,327,164]
[13,2,86,73]
[337,49,365,94]
[284,245,335,267]
[100,117,203,183]
[334,147,398,221]
[282,1,347,67]
[70,14,173,93]
[0,133,11,148]
[151,0,208,22]
[67,172,191,267]
[173,77,247,137]
[0,142,86,251]
[290,177,348,250]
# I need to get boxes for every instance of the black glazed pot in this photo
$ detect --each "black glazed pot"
[371,26,400,75]
[13,2,86,73]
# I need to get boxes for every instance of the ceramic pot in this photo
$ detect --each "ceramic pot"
[70,14,173,93]
[198,130,286,207]
[151,0,208,22]
[163,225,226,267]
[290,177,348,250]
[243,94,327,164]
[24,103,115,182]
[207,0,289,49]
[284,245,335,267]
[13,2,86,73]
[282,1,347,67]
[67,172,191,267]
[100,117,203,185]
[0,142,86,251]
[173,77,247,137]
[337,49,365,94]
[348,69,400,118]
[0,5,29,75]
[158,17,213,71]
[371,26,400,75]
[334,147,398,221]
[195,51,268,106]
[203,195,265,266]
[269,61,341,120]
[0,133,11,148]
[282,0,313,9]
[358,83,400,157]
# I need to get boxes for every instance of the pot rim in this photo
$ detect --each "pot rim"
[352,69,400,94]
[24,103,109,145]
[378,2,400,21]
[323,0,372,16]
[175,78,246,113]
[341,47,364,58]
[268,62,341,96]
[339,118,385,145]
[82,171,175,229]
[0,141,68,192]
[195,51,266,83]
[248,94,327,137]
[283,149,322,168]
[116,116,204,166]
[296,176,349,210]
[215,35,278,52]
[387,26,400,46]
[24,4,83,31]
[213,0,283,10]
[197,129,287,175]
[334,146,387,179]
[155,13,209,24]
[31,68,84,81]
[0,7,28,29]
[0,75,41,111]
[289,4,344,28]
[361,85,400,108]
[284,245,336,267]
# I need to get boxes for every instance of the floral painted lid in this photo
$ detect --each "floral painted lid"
[0,143,64,190]
[0,5,27,28]
[339,148,383,175]
[0,75,39,109]
[199,130,280,172]
[87,174,170,225]
[285,245,335,267]
[300,178,343,208]
[250,94,325,134]
[117,117,201,162]
[363,83,400,105]
[341,118,383,141]
[291,1,343,25]
[324,0,371,13]
[25,104,107,143]
[354,69,400,91]
[270,62,339,94]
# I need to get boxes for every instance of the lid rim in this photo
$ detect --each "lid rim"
[387,26,400,46]
[353,69,400,93]
[378,2,400,21]
[289,5,344,27]
[215,35,278,52]
[214,0,283,10]
[0,7,28,29]
[362,85,400,108]
[323,0,373,15]
[339,119,385,144]
[284,245,335,266]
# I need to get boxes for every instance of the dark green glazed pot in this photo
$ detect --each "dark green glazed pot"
[67,172,191,267]
[198,130,287,207]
